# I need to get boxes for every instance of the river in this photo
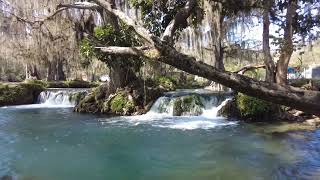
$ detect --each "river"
[0,89,320,180]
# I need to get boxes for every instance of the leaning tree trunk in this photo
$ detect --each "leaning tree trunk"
[276,0,297,85]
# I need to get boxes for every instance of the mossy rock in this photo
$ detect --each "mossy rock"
[110,91,135,115]
[46,80,100,88]
[66,80,99,88]
[173,95,204,116]
[0,82,44,106]
[69,92,88,105]
[236,93,280,121]
[74,93,100,113]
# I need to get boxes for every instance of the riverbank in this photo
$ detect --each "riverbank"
[0,80,98,107]
[0,82,44,106]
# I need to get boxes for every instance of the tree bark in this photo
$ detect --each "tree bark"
[99,42,320,115]
[56,59,66,81]
[263,0,276,83]
[276,0,297,85]
[46,61,56,81]
[152,38,320,115]
[26,64,40,80]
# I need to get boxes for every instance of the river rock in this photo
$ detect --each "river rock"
[74,83,167,115]
[0,83,44,107]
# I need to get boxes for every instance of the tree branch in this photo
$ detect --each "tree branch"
[96,46,153,56]
[233,64,266,75]
[91,0,154,45]
[57,2,102,10]
[161,0,198,43]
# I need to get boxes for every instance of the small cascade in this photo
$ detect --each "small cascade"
[37,88,89,107]
[147,89,231,118]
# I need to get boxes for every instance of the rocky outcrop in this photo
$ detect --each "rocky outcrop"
[74,83,166,115]
[172,95,204,116]
[218,93,320,129]
[0,83,44,106]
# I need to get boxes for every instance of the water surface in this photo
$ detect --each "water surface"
[0,107,320,180]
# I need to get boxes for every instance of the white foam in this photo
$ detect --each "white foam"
[202,98,232,119]
[1,104,74,109]
[100,93,236,131]
[155,120,236,130]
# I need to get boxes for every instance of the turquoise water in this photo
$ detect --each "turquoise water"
[1,106,320,180]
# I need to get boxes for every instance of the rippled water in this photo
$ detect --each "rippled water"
[1,106,320,180]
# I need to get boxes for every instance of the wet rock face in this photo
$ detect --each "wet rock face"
[172,95,204,116]
[217,98,240,119]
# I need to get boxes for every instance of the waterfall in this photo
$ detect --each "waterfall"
[37,88,89,107]
[146,89,232,118]
[103,89,236,130]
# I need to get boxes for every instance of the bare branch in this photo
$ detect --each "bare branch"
[233,64,266,75]
[96,46,152,56]
[57,2,102,10]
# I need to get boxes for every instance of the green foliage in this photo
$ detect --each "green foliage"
[129,0,203,36]
[80,39,95,68]
[155,76,177,90]
[236,93,275,118]
[80,24,143,72]
[110,92,135,113]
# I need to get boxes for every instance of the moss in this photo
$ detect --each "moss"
[110,92,135,114]
[0,82,44,106]
[173,95,204,116]
[46,81,99,88]
[236,93,278,120]
[65,80,99,88]
[24,80,48,89]
[173,98,183,116]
